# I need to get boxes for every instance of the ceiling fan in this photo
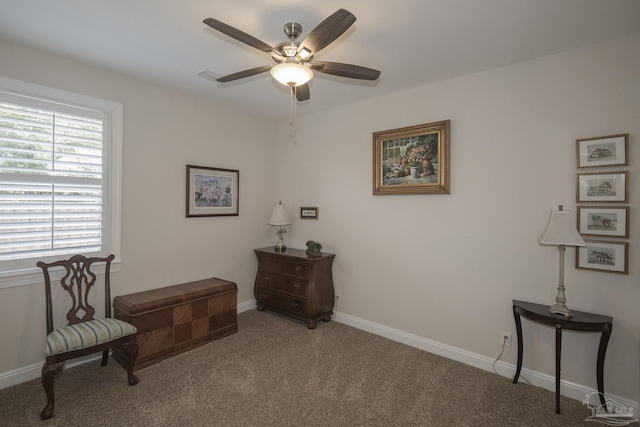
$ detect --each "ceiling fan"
[203,9,381,102]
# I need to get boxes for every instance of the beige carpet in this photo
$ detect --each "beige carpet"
[0,309,595,426]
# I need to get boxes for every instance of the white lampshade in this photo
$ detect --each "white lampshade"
[268,201,291,226]
[270,63,313,87]
[538,206,586,247]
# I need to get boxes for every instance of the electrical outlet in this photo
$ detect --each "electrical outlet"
[501,332,512,348]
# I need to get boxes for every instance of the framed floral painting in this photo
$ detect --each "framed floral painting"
[373,120,450,195]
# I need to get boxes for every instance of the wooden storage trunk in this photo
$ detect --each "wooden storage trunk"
[113,277,237,370]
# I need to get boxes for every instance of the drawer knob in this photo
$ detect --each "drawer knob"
[295,266,301,271]
[292,302,299,308]
[264,275,270,281]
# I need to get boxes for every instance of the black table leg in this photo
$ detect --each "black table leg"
[511,300,613,416]
[555,324,562,414]
[596,324,612,407]
[512,307,523,384]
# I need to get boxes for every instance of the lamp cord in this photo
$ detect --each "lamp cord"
[492,340,533,387]
[492,340,506,376]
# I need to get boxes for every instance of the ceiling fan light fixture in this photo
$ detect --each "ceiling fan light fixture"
[270,63,313,87]
[297,47,312,60]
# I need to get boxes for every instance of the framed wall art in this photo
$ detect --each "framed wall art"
[373,120,450,195]
[577,206,629,238]
[576,240,628,275]
[576,133,628,168]
[300,207,319,219]
[186,165,239,217]
[577,171,628,203]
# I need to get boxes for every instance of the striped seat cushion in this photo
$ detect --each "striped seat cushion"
[46,318,137,356]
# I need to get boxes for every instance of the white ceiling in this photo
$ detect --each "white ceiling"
[1,0,639,120]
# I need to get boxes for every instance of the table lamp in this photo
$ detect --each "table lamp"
[538,205,586,317]
[268,200,291,252]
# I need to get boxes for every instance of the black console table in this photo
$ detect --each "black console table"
[512,299,613,414]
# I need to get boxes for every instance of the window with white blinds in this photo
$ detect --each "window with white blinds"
[0,77,122,287]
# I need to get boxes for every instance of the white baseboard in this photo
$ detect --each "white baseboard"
[3,302,636,417]
[237,299,257,313]
[334,311,639,415]
[0,361,40,390]
[0,355,101,391]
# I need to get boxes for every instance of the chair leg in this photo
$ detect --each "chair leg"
[101,349,109,366]
[40,361,64,420]
[121,340,139,386]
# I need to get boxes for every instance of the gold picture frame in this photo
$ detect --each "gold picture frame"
[576,133,628,168]
[373,120,450,195]
[577,206,629,238]
[577,172,628,203]
[576,240,629,275]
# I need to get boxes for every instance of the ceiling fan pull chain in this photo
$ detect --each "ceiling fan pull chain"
[289,85,297,135]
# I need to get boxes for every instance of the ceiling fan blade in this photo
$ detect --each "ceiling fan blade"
[204,18,274,54]
[312,61,381,80]
[295,83,310,101]
[216,65,273,82]
[297,9,356,56]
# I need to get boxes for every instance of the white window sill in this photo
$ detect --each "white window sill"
[0,260,122,289]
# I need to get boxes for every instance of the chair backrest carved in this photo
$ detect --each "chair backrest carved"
[37,254,115,334]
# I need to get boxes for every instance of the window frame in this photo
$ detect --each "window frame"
[0,76,122,288]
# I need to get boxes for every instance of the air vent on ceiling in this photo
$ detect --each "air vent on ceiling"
[196,69,221,82]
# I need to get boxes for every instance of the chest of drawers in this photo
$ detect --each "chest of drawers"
[254,247,335,329]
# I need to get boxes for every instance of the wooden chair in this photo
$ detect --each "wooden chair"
[37,254,139,420]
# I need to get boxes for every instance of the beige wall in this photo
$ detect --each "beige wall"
[0,39,277,375]
[0,34,638,406]
[276,35,639,403]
